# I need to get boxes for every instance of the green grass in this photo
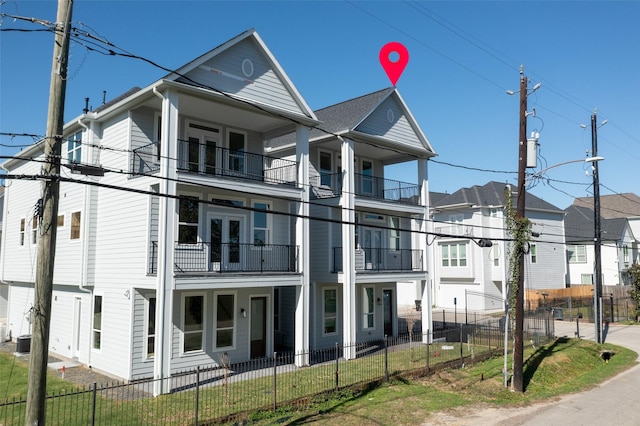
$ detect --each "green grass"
[253,338,637,425]
[0,337,635,425]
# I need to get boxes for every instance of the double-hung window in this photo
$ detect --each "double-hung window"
[441,243,467,267]
[183,295,204,352]
[253,202,270,246]
[568,245,586,263]
[20,218,26,246]
[31,216,38,244]
[215,293,235,349]
[70,211,81,240]
[363,287,374,329]
[93,295,102,350]
[530,244,537,263]
[68,131,82,163]
[323,288,337,334]
[146,297,156,358]
[178,197,199,244]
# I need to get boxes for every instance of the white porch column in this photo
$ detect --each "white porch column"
[418,158,433,343]
[295,124,310,366]
[340,137,357,359]
[154,89,178,395]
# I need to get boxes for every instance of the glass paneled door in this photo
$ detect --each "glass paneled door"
[209,215,244,272]
[363,228,382,270]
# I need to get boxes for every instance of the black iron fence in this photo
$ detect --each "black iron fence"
[332,247,423,272]
[309,172,421,205]
[1,316,553,425]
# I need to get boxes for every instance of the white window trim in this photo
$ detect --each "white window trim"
[31,215,38,245]
[441,242,468,268]
[389,217,400,251]
[252,200,272,246]
[568,244,587,263]
[530,243,537,264]
[362,286,376,331]
[318,149,334,187]
[492,244,500,267]
[183,120,222,173]
[19,217,26,247]
[322,287,338,336]
[91,293,103,353]
[177,192,201,245]
[214,291,237,351]
[144,296,156,360]
[181,292,206,355]
[226,128,247,150]
[67,130,83,164]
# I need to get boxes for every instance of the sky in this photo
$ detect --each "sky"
[1,0,639,210]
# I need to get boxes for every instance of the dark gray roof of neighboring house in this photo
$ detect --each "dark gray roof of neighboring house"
[429,191,449,206]
[266,88,394,149]
[432,181,563,212]
[572,193,640,219]
[564,204,628,243]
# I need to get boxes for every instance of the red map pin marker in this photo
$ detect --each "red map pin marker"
[379,42,409,86]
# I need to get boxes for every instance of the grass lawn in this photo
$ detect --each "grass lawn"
[251,337,637,425]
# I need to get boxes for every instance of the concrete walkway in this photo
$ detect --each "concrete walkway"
[425,320,640,425]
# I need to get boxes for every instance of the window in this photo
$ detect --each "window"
[183,295,204,352]
[441,243,467,267]
[568,245,586,263]
[93,295,102,350]
[70,212,81,240]
[57,215,65,227]
[323,288,337,334]
[253,202,270,246]
[227,130,246,173]
[623,245,629,263]
[581,274,593,285]
[363,287,374,329]
[20,218,25,246]
[361,160,373,194]
[215,293,235,349]
[155,114,162,161]
[319,151,332,186]
[449,214,464,235]
[490,208,498,218]
[31,216,38,244]
[178,196,199,244]
[389,217,400,250]
[68,131,82,163]
[146,297,156,358]
[530,244,537,264]
[493,245,500,267]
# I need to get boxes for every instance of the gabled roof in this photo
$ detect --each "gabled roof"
[564,204,629,243]
[432,181,562,213]
[266,87,435,157]
[572,193,640,219]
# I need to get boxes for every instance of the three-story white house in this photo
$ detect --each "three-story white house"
[0,29,319,390]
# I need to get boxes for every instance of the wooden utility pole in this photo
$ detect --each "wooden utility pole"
[512,66,528,393]
[591,113,603,344]
[26,0,73,423]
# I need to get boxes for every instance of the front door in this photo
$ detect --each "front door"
[383,289,393,336]
[250,297,267,358]
[210,215,244,271]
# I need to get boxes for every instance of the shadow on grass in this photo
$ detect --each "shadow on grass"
[522,337,575,391]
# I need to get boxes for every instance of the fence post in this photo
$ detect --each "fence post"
[426,331,430,374]
[384,335,389,382]
[273,352,278,412]
[91,382,97,426]
[488,324,492,356]
[194,366,200,426]
[334,343,339,391]
[459,325,463,366]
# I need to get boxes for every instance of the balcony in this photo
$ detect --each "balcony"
[149,242,298,274]
[332,247,423,273]
[131,141,298,186]
[310,172,420,205]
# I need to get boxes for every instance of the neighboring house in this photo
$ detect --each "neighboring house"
[565,194,640,286]
[0,186,6,340]
[0,30,320,390]
[431,181,566,310]
[267,88,436,355]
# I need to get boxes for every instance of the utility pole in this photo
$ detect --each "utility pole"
[26,0,73,423]
[591,112,603,344]
[512,65,528,393]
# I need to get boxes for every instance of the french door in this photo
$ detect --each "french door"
[209,215,244,271]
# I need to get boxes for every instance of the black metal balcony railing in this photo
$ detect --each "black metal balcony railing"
[310,172,420,205]
[332,247,423,272]
[177,141,297,186]
[149,241,298,274]
[131,141,298,186]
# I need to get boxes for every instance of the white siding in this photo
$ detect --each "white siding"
[356,97,423,151]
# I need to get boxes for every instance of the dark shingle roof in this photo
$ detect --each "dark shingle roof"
[564,204,628,243]
[432,181,562,212]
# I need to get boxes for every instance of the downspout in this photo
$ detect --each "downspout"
[0,163,9,285]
